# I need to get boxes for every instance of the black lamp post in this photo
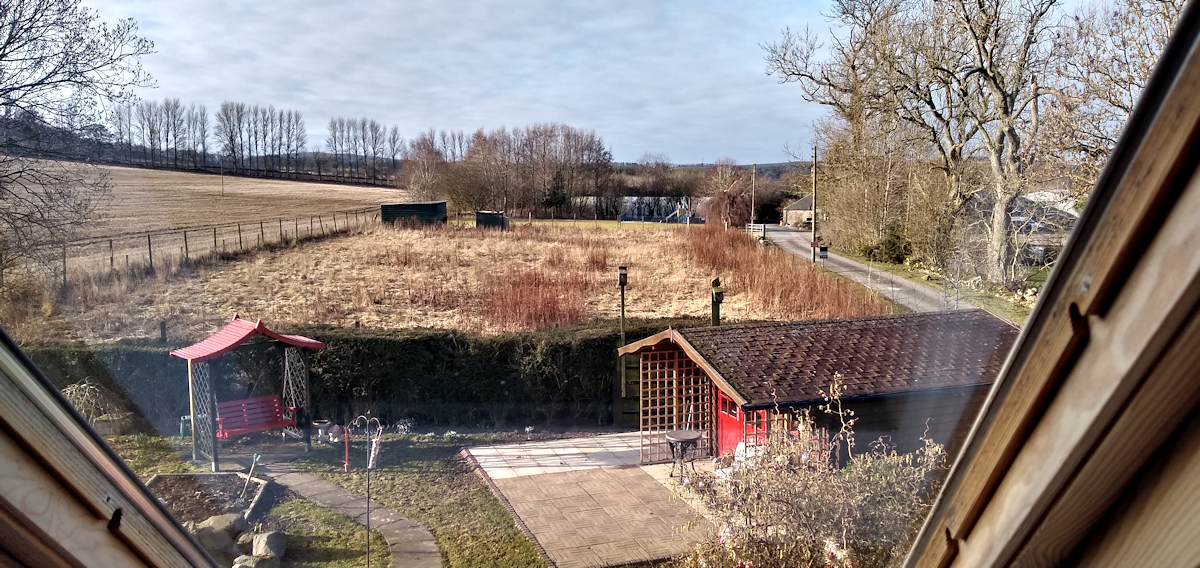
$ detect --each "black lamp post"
[618,266,629,400]
[618,266,628,345]
[711,277,724,326]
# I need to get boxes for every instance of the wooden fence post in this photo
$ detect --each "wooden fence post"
[319,215,323,235]
[238,224,243,250]
[333,214,337,232]
[260,221,265,243]
[109,239,114,270]
[183,231,189,259]
[147,233,154,272]
[310,217,313,237]
[213,227,218,253]
[279,219,283,243]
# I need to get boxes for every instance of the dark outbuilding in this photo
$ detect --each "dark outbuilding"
[381,201,448,226]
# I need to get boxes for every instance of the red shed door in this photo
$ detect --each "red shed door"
[716,390,743,456]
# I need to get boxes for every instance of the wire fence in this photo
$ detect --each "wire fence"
[50,206,379,288]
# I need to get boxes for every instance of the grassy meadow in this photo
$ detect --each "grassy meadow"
[14,222,894,343]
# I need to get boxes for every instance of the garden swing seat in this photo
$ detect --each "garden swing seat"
[215,394,296,439]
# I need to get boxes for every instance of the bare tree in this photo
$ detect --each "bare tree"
[0,0,153,281]
[766,0,1060,285]
[386,125,403,184]
[404,130,445,201]
[698,158,749,230]
[196,104,209,167]
[1044,0,1185,199]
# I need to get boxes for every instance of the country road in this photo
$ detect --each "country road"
[766,225,978,313]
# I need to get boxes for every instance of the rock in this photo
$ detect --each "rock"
[194,526,236,565]
[232,556,280,568]
[236,532,255,554]
[199,513,248,537]
[252,531,286,559]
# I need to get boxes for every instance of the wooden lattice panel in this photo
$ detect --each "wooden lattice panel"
[639,348,713,464]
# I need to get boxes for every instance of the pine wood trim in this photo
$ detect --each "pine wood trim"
[0,334,214,567]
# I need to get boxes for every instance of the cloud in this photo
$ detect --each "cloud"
[83,0,828,163]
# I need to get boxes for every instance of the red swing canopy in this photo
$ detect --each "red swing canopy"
[170,314,325,363]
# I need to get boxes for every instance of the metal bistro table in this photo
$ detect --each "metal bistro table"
[665,429,703,478]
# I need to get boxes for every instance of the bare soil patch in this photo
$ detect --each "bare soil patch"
[147,473,251,523]
[88,165,404,238]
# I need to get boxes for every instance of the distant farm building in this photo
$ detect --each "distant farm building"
[381,201,448,226]
[475,211,510,230]
[782,195,814,227]
[617,310,1018,464]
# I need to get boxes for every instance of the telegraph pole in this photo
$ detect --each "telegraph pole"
[751,163,756,223]
[811,146,818,263]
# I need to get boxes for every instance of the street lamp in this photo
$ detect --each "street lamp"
[711,277,724,326]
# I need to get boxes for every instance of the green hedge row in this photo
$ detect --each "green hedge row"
[22,317,706,433]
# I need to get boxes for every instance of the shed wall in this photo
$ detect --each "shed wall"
[381,202,448,226]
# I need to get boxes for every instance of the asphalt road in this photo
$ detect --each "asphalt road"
[766,225,977,313]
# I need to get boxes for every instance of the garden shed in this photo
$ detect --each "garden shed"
[381,201,448,226]
[617,310,1018,464]
[475,210,509,229]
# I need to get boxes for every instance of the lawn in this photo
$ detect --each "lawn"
[105,434,391,568]
[294,432,548,568]
[265,498,392,568]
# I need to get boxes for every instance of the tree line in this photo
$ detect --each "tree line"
[765,0,1183,287]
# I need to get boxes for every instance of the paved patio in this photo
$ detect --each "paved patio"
[468,432,714,568]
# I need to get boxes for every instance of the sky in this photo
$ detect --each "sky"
[81,0,831,165]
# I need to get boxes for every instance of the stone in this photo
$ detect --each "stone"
[194,526,236,565]
[235,532,255,554]
[252,531,286,559]
[233,556,279,568]
[199,513,248,537]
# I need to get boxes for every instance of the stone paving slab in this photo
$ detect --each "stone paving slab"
[490,466,712,568]
[470,432,645,479]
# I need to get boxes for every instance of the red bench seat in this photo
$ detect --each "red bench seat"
[215,394,296,439]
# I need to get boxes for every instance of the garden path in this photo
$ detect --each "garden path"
[767,224,978,312]
[225,451,442,568]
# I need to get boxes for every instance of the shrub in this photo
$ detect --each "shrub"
[684,225,894,320]
[672,387,946,568]
[862,223,912,264]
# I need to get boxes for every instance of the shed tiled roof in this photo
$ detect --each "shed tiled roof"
[676,310,1018,406]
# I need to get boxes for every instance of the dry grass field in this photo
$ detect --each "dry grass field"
[15,224,894,343]
[86,165,404,238]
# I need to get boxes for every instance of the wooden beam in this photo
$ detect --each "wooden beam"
[904,3,1200,566]
[0,334,213,567]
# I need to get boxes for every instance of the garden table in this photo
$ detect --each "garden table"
[665,429,702,478]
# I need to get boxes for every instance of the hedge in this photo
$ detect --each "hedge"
[22,317,707,434]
